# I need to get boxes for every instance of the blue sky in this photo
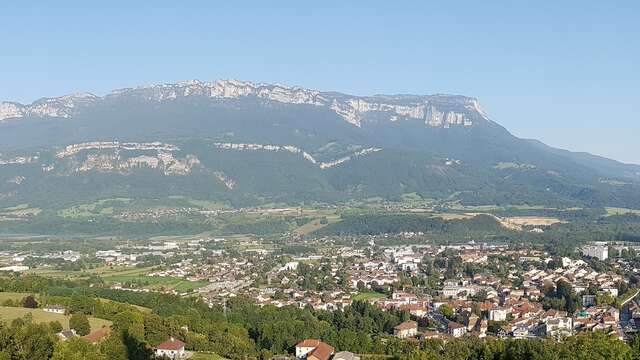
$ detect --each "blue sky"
[1,1,638,163]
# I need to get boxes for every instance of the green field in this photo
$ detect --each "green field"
[0,203,42,220]
[98,298,152,313]
[0,306,111,331]
[102,273,208,292]
[26,268,88,279]
[24,264,208,293]
[26,265,155,280]
[0,292,30,303]
[352,292,386,301]
[605,207,640,216]
[58,198,132,218]
[191,353,227,360]
[294,216,340,235]
[85,265,155,277]
[1,203,41,215]
[186,199,230,210]
[0,291,152,313]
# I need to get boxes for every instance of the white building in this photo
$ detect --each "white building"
[154,338,186,359]
[582,244,608,261]
[545,317,573,338]
[44,305,66,314]
[489,308,509,322]
[448,322,467,337]
[281,261,299,271]
[295,339,334,359]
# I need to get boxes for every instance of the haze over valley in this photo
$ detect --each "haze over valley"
[2,2,640,360]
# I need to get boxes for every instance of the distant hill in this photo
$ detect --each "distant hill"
[1,80,639,208]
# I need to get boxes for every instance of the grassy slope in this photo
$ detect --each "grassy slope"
[0,292,30,303]
[191,353,227,360]
[0,306,111,331]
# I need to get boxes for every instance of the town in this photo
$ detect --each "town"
[3,232,640,357]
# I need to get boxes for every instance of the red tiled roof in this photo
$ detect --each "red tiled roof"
[400,304,428,311]
[296,339,321,348]
[82,327,110,344]
[156,338,185,351]
[309,342,334,360]
[394,320,417,330]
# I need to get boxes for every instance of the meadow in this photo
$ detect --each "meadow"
[102,273,209,292]
[0,306,111,331]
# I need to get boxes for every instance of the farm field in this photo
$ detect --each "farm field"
[294,215,340,235]
[26,265,157,280]
[435,213,475,220]
[58,198,132,218]
[0,203,42,219]
[0,306,111,331]
[25,268,83,279]
[85,265,155,277]
[606,207,640,216]
[102,273,208,292]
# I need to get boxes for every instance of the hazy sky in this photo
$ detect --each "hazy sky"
[1,1,638,164]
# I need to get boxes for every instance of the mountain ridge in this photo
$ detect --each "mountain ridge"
[0,79,488,129]
[0,79,638,209]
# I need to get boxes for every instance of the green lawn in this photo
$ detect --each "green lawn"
[191,353,227,360]
[172,280,209,292]
[0,306,111,331]
[352,292,386,301]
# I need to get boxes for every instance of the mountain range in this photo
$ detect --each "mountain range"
[1,79,639,209]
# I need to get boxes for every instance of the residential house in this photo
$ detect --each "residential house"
[44,305,66,314]
[489,308,508,322]
[400,304,428,318]
[154,337,186,359]
[295,339,335,360]
[582,294,596,307]
[394,321,418,338]
[57,329,76,341]
[512,326,532,339]
[465,313,480,331]
[545,317,573,338]
[448,322,467,337]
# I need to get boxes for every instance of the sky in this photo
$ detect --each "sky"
[1,1,639,164]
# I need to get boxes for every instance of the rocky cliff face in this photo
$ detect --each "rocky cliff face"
[0,93,98,121]
[0,80,489,129]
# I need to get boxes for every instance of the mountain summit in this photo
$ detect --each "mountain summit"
[1,80,489,129]
[0,80,638,208]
